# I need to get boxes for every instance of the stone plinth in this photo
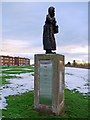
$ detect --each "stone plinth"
[34,54,65,115]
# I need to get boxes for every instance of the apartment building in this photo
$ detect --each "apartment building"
[0,55,14,66]
[0,55,30,66]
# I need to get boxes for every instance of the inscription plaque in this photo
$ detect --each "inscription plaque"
[38,60,53,105]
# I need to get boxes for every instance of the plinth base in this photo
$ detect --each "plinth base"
[34,54,65,115]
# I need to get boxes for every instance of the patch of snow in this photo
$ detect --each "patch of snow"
[1,68,12,71]
[65,67,89,95]
[0,73,34,109]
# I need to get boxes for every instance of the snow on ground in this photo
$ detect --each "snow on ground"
[0,73,34,109]
[65,67,89,95]
[0,67,89,109]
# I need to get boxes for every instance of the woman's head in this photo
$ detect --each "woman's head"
[48,6,55,17]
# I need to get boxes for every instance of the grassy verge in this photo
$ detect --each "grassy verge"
[1,65,34,84]
[2,89,89,119]
[2,69,34,74]
[2,65,34,69]
[2,68,34,75]
[0,76,17,85]
[65,89,89,118]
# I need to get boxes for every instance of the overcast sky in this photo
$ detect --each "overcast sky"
[1,2,88,64]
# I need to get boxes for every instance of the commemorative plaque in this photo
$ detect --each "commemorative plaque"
[39,60,53,105]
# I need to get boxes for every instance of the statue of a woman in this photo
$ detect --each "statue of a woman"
[43,6,59,54]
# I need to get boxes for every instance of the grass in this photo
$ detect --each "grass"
[2,65,34,69]
[1,65,34,75]
[2,69,34,74]
[0,76,17,85]
[1,65,34,84]
[2,89,89,119]
[1,65,89,119]
[65,89,89,118]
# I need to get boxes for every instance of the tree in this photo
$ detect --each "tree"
[73,60,76,67]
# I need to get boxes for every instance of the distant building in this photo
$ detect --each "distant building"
[25,58,30,66]
[0,55,14,66]
[0,55,30,66]
[14,57,19,66]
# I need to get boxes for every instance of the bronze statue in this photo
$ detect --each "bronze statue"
[43,6,59,54]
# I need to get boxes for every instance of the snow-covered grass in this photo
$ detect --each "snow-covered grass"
[65,67,89,95]
[0,66,89,110]
[0,73,34,109]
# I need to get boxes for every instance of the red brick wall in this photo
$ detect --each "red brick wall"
[0,56,30,66]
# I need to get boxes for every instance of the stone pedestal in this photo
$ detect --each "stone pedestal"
[34,54,65,115]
